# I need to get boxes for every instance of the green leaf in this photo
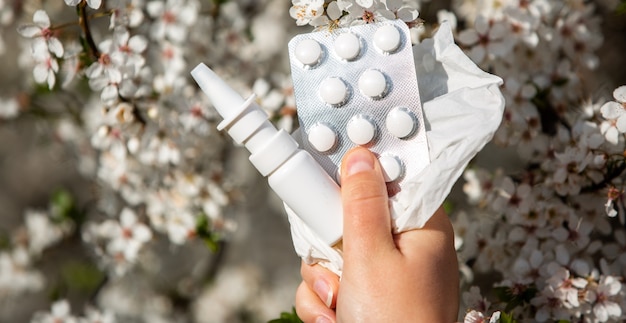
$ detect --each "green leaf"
[499,312,517,323]
[267,307,303,323]
[50,189,85,224]
[195,213,222,252]
[0,232,10,250]
[443,200,454,214]
[34,82,54,94]
[51,190,73,217]
[61,261,105,293]
[494,285,538,312]
[618,0,626,14]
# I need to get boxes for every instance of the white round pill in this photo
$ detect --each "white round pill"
[295,39,322,66]
[374,25,401,53]
[347,115,376,145]
[379,155,403,182]
[319,77,348,105]
[334,33,361,60]
[386,107,416,138]
[358,69,387,98]
[307,123,337,153]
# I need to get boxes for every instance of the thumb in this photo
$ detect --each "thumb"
[340,147,396,262]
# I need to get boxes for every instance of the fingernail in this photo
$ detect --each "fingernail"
[313,279,333,308]
[316,316,332,323]
[345,149,374,176]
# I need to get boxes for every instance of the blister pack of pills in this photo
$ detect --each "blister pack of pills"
[288,19,429,194]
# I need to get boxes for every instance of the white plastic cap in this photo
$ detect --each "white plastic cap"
[191,63,244,121]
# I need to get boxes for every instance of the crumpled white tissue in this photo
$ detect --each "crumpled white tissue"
[285,22,505,276]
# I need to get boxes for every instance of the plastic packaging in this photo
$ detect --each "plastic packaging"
[286,22,505,276]
[288,19,430,190]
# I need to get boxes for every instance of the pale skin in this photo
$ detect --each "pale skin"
[295,147,459,323]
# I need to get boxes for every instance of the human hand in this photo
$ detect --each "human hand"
[295,147,459,322]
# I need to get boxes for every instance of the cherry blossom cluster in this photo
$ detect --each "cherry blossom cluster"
[31,299,115,323]
[1,204,73,300]
[13,0,239,278]
[445,0,626,321]
[0,0,18,118]
[299,0,626,322]
[290,0,420,29]
[3,0,297,320]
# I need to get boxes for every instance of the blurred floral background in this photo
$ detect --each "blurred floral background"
[0,0,625,322]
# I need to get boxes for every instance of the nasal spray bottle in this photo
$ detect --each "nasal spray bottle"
[191,64,343,245]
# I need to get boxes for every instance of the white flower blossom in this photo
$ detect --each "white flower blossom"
[0,0,15,55]
[290,0,325,26]
[17,10,64,57]
[600,85,626,141]
[64,0,102,10]
[106,208,152,262]
[546,266,587,308]
[107,0,144,29]
[79,307,117,323]
[382,0,419,23]
[458,15,513,63]
[31,40,59,89]
[25,210,68,255]
[587,276,623,322]
[0,96,19,119]
[146,0,199,43]
[463,309,501,323]
[0,247,45,295]
[32,299,78,323]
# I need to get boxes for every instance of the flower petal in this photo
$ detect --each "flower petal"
[469,45,486,63]
[64,0,82,7]
[474,16,489,35]
[17,25,41,38]
[327,1,342,21]
[146,1,165,17]
[88,76,108,91]
[355,0,374,8]
[47,71,56,89]
[614,85,626,103]
[48,38,64,57]
[120,208,137,226]
[489,22,507,39]
[397,8,419,22]
[458,30,479,45]
[33,64,49,83]
[33,10,50,28]
[384,0,402,11]
[114,27,130,46]
[600,101,623,119]
[88,0,102,9]
[616,115,626,133]
[101,84,119,102]
[128,35,148,53]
